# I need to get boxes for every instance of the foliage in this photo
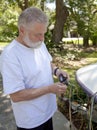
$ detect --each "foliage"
[64,0,97,46]
[1,0,97,47]
[45,11,55,48]
[0,0,48,42]
[0,0,19,41]
[15,0,43,10]
[90,31,97,46]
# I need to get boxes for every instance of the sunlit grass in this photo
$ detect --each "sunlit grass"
[62,37,92,45]
[0,42,9,47]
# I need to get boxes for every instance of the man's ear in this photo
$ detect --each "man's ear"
[19,26,26,36]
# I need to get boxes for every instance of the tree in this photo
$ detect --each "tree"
[52,0,69,43]
[0,0,19,41]
[66,0,97,47]
[0,0,46,41]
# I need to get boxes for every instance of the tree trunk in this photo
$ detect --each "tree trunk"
[83,36,89,47]
[92,41,97,46]
[52,0,69,43]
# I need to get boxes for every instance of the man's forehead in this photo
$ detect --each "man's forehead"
[27,23,47,33]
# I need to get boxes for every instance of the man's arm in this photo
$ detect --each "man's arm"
[10,82,67,102]
[10,63,68,103]
[10,86,50,102]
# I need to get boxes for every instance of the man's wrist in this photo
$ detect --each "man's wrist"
[54,67,59,76]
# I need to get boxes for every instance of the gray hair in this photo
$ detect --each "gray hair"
[18,7,48,28]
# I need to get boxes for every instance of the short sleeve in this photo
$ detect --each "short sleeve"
[42,43,53,62]
[1,51,25,95]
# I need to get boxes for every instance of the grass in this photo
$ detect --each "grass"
[0,42,9,47]
[62,37,92,45]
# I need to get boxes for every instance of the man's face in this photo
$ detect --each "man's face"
[22,22,47,48]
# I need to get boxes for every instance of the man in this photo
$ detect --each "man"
[1,7,68,130]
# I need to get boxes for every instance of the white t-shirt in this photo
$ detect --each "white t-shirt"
[1,40,57,128]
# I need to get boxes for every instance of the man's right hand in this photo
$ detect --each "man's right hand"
[48,82,67,95]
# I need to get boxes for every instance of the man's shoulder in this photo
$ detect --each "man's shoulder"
[3,40,17,52]
[1,40,18,59]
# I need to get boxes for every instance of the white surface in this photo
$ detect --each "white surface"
[76,63,97,94]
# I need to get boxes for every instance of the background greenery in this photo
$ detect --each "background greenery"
[0,0,97,46]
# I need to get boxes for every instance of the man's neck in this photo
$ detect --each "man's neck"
[16,36,29,48]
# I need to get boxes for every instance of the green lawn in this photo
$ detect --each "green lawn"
[62,37,92,45]
[0,42,9,47]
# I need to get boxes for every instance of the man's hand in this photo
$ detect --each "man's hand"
[56,69,69,84]
[48,82,67,95]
